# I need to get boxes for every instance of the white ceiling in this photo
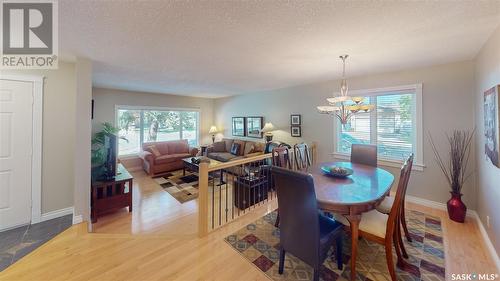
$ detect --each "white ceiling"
[60,1,500,98]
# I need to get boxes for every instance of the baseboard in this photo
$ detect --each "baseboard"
[407,195,499,271]
[72,215,83,225]
[469,210,500,271]
[40,207,74,222]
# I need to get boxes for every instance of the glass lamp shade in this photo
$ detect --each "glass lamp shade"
[327,95,351,104]
[261,122,275,133]
[351,96,365,103]
[345,105,361,112]
[360,104,375,112]
[317,106,339,114]
[209,126,218,134]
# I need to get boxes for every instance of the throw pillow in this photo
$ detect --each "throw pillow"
[233,140,246,156]
[244,143,254,155]
[230,143,241,156]
[147,145,161,157]
[212,141,226,152]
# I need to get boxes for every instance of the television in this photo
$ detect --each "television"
[99,133,117,180]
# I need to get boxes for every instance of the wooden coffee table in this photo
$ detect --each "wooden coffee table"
[182,157,221,175]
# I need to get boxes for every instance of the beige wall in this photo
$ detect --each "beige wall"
[92,88,215,166]
[474,25,500,253]
[2,62,77,213]
[214,61,477,208]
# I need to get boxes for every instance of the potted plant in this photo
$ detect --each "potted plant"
[91,122,127,167]
[429,129,474,223]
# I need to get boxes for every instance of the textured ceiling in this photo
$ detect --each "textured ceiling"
[60,1,500,98]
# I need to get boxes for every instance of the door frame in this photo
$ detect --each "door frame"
[0,74,43,224]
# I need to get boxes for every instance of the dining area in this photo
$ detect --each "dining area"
[269,143,415,281]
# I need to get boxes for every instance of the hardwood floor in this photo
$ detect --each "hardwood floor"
[0,170,497,280]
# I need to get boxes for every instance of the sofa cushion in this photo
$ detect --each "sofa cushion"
[233,140,246,156]
[222,138,234,152]
[253,142,265,153]
[168,140,189,154]
[243,142,255,156]
[212,141,226,152]
[230,142,241,155]
[207,152,238,162]
[146,145,161,157]
[155,153,190,165]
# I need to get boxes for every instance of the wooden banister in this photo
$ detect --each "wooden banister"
[198,162,209,237]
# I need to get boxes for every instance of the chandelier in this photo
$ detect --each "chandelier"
[317,55,374,124]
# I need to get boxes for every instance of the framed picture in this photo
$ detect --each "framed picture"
[291,114,301,125]
[291,126,301,137]
[232,117,246,137]
[484,85,500,168]
[246,116,263,138]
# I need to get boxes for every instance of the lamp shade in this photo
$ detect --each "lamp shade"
[209,126,218,134]
[261,122,274,133]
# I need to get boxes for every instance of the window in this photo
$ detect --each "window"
[334,84,423,168]
[116,107,199,156]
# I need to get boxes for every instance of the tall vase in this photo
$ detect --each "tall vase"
[447,192,467,223]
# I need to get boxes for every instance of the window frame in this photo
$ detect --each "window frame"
[115,105,201,158]
[332,84,424,171]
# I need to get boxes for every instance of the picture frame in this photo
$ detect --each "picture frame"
[291,114,301,125]
[246,116,263,138]
[484,85,500,168]
[291,126,301,137]
[232,117,246,137]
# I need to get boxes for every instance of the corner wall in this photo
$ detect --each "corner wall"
[474,25,500,253]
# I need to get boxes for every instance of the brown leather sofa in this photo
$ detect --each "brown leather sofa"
[205,138,265,162]
[139,139,198,176]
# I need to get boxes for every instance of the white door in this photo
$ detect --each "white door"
[0,79,33,231]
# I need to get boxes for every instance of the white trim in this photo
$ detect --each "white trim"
[332,83,424,168]
[72,215,83,225]
[0,74,44,225]
[470,211,500,272]
[405,195,448,211]
[331,152,425,171]
[40,207,74,222]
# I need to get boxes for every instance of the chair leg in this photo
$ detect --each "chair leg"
[278,248,285,274]
[385,235,397,281]
[336,233,343,270]
[275,212,280,227]
[313,268,320,281]
[393,222,407,269]
[400,201,412,242]
[397,216,409,259]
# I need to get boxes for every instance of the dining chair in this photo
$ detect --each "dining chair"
[293,143,312,171]
[334,156,412,281]
[272,146,292,227]
[271,166,343,281]
[376,154,414,257]
[350,144,378,167]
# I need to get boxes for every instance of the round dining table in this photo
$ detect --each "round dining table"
[310,161,395,281]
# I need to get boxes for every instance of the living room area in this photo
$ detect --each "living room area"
[1,1,500,280]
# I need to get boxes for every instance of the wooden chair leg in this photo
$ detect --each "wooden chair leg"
[385,235,397,281]
[400,201,412,242]
[275,212,280,227]
[278,248,285,274]
[336,233,343,270]
[397,216,409,259]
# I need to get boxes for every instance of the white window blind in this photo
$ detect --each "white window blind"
[335,85,422,166]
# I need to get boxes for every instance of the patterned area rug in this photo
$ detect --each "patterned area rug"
[153,170,199,203]
[225,210,445,281]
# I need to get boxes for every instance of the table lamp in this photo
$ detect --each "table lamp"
[209,126,218,143]
[261,122,275,142]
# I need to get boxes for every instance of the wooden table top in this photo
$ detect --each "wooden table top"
[310,161,395,212]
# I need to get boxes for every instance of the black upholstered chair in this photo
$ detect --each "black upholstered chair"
[350,144,378,167]
[271,166,343,281]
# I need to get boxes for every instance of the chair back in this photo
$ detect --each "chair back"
[272,147,292,169]
[387,154,414,233]
[293,143,312,171]
[271,166,321,266]
[351,144,377,167]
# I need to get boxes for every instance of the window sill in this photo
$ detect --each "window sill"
[330,152,425,171]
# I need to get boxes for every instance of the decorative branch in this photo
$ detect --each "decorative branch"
[428,129,475,194]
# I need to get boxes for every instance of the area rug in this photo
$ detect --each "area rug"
[225,210,445,281]
[153,170,199,203]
